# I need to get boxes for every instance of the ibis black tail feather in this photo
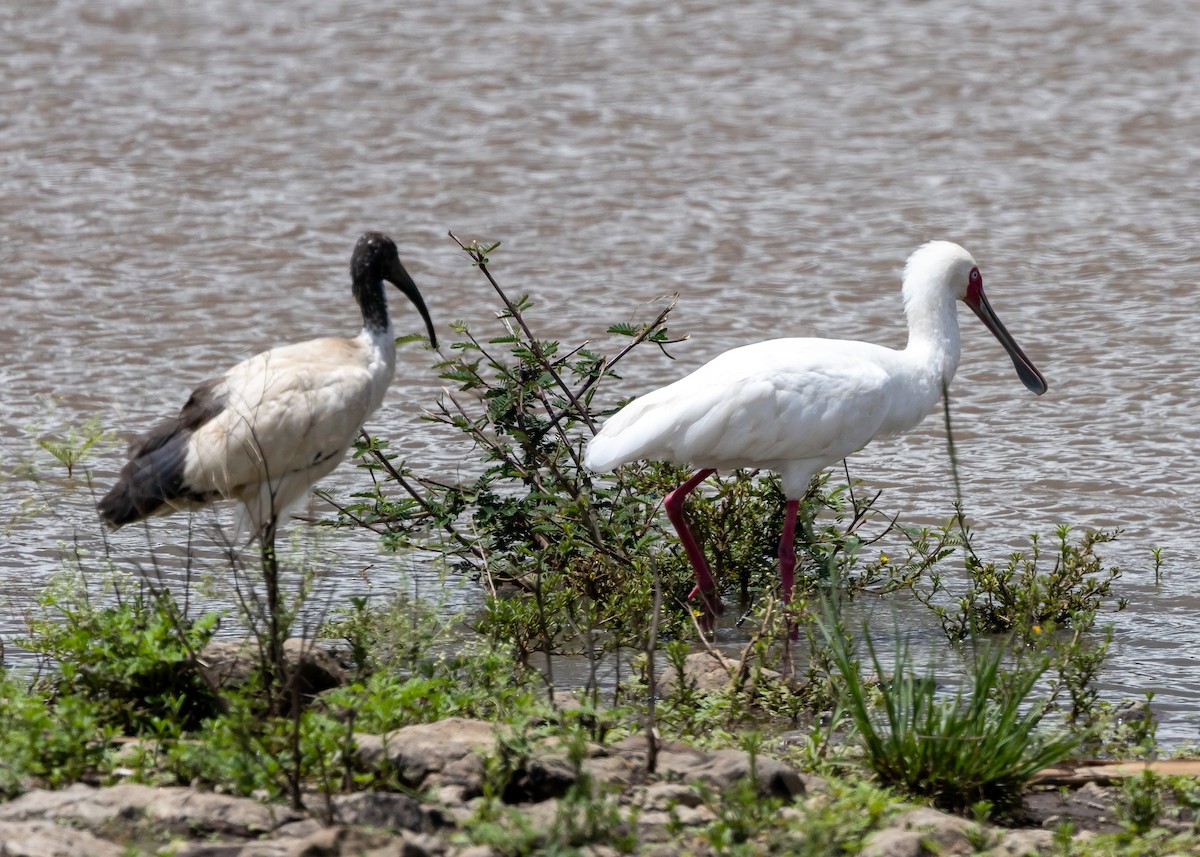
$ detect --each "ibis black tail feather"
[97,432,192,527]
[98,377,227,527]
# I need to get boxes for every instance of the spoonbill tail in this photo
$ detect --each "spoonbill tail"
[97,231,437,554]
[585,241,1046,622]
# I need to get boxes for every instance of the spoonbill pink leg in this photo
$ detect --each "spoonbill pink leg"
[778,498,801,640]
[663,468,723,620]
[778,499,800,603]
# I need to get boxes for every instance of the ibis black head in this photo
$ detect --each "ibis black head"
[351,232,437,347]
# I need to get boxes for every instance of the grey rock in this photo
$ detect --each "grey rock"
[549,690,585,712]
[200,638,346,700]
[640,845,703,857]
[447,847,501,857]
[0,784,113,824]
[776,729,809,749]
[402,833,449,857]
[283,827,372,857]
[658,651,784,693]
[1076,781,1112,806]
[592,736,804,800]
[633,810,674,843]
[148,787,304,836]
[637,803,714,842]
[173,842,291,857]
[1024,779,1121,834]
[0,783,302,838]
[355,718,497,796]
[642,782,704,811]
[859,828,928,857]
[0,820,127,857]
[430,785,470,809]
[798,772,832,796]
[282,826,441,857]
[702,748,804,798]
[505,753,577,803]
[578,752,640,788]
[986,828,1056,856]
[276,819,327,839]
[579,846,622,857]
[330,792,426,832]
[890,806,974,829]
[875,808,979,856]
[521,798,559,837]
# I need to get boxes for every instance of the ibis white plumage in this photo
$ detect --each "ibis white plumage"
[585,241,1047,621]
[98,231,437,550]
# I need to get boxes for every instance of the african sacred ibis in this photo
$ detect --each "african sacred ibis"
[98,231,436,551]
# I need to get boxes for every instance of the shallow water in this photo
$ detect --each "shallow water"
[3,0,1200,739]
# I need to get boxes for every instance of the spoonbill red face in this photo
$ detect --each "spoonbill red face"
[585,240,1047,632]
[963,266,1047,395]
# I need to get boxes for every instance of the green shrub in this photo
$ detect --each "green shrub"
[22,562,221,732]
[0,675,116,798]
[164,694,347,800]
[821,612,1081,816]
[916,524,1126,641]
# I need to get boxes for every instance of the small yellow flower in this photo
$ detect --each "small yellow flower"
[1032,624,1042,635]
[879,553,889,565]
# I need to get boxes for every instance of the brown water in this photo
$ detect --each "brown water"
[3,0,1200,739]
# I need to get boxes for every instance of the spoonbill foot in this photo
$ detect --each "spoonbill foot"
[687,583,725,630]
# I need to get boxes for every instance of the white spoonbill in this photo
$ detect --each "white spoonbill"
[97,231,437,553]
[584,241,1046,621]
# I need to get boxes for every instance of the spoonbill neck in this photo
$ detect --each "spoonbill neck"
[901,285,962,387]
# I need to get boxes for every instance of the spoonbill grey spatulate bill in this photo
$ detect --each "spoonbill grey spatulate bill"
[97,231,437,553]
[584,241,1046,625]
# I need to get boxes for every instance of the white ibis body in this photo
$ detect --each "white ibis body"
[97,232,437,549]
[585,241,1046,622]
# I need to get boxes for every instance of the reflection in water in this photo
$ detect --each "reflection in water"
[2,0,1200,739]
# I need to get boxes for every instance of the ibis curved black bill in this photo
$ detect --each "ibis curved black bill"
[966,290,1047,395]
[388,261,438,349]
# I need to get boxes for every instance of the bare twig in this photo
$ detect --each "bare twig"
[552,295,679,431]
[358,430,482,558]
[645,559,663,774]
[731,598,775,691]
[449,230,599,433]
[312,490,387,534]
[941,380,980,564]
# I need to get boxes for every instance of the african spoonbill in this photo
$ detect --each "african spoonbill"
[584,241,1046,623]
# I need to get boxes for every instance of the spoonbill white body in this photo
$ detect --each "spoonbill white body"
[97,231,437,551]
[585,241,1047,621]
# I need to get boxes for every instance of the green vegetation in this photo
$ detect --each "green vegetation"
[23,559,222,732]
[821,611,1081,817]
[1,236,1190,855]
[27,411,115,481]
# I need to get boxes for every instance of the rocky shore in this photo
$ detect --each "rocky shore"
[0,709,1167,857]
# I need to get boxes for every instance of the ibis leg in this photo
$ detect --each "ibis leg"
[260,515,286,711]
[664,468,723,621]
[779,499,800,640]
